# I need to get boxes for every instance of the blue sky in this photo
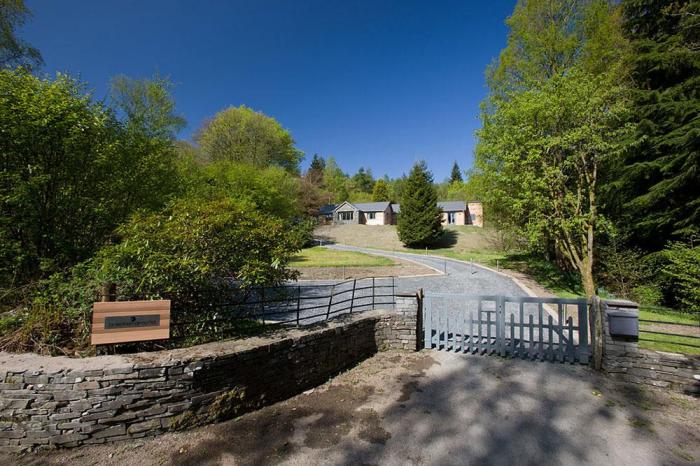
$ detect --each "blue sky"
[24,0,513,181]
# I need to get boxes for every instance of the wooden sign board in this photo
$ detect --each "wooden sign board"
[91,300,170,345]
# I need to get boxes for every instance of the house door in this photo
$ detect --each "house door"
[447,212,456,224]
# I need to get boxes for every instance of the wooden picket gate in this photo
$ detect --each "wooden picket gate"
[422,294,590,364]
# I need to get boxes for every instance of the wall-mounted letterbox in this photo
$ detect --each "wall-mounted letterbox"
[607,309,639,339]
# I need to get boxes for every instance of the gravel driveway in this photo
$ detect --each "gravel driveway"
[324,244,527,297]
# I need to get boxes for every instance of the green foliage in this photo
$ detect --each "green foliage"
[195,105,303,173]
[660,242,700,311]
[0,303,84,355]
[0,70,119,289]
[1,197,304,353]
[198,162,303,220]
[397,162,443,248]
[371,179,391,201]
[306,153,325,185]
[450,161,463,183]
[98,197,300,295]
[488,0,628,95]
[476,0,631,296]
[596,237,654,301]
[0,0,42,69]
[476,67,632,295]
[0,70,182,299]
[603,0,700,249]
[631,285,663,307]
[110,74,186,141]
[323,157,350,203]
[351,167,374,193]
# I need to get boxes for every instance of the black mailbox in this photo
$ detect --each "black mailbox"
[608,309,639,338]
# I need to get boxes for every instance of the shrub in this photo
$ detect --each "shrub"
[97,197,300,296]
[0,197,302,353]
[660,242,700,312]
[596,242,652,300]
[0,304,84,355]
[630,285,663,306]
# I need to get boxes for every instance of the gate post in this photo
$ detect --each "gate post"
[417,288,424,351]
[497,295,506,356]
[577,299,589,364]
[590,296,604,370]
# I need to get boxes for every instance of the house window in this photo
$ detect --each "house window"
[447,212,456,224]
[339,211,353,221]
[367,212,376,220]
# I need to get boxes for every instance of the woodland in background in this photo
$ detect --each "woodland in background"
[0,0,697,355]
[473,0,699,309]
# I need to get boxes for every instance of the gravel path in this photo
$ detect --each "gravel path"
[324,244,528,297]
[272,244,530,326]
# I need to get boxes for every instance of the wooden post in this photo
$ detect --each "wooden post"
[296,285,301,327]
[326,284,335,319]
[591,296,604,370]
[260,287,266,327]
[350,279,357,313]
[372,277,375,309]
[101,282,115,302]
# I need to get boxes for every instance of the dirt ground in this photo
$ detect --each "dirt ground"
[294,256,440,280]
[9,351,699,466]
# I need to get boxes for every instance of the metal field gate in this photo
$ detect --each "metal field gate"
[423,294,590,364]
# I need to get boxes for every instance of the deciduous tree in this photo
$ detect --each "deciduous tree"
[371,179,390,201]
[196,105,303,173]
[0,0,42,69]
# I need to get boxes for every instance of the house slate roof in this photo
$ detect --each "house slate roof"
[331,201,469,214]
[345,201,392,212]
[438,201,467,212]
[319,204,336,215]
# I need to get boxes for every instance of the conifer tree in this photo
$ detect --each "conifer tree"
[450,161,463,183]
[397,162,443,248]
[605,0,700,249]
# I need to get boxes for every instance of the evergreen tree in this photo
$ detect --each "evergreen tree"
[306,153,325,185]
[352,167,374,193]
[397,162,443,248]
[450,161,463,183]
[604,0,700,249]
[371,179,390,201]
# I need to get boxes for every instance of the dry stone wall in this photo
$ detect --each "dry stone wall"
[0,299,420,452]
[602,300,699,394]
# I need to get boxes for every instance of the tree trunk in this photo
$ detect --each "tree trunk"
[580,255,595,298]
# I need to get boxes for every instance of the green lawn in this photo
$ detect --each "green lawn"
[290,247,394,268]
[638,305,700,354]
[637,332,700,355]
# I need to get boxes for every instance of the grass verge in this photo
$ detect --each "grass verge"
[638,305,700,354]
